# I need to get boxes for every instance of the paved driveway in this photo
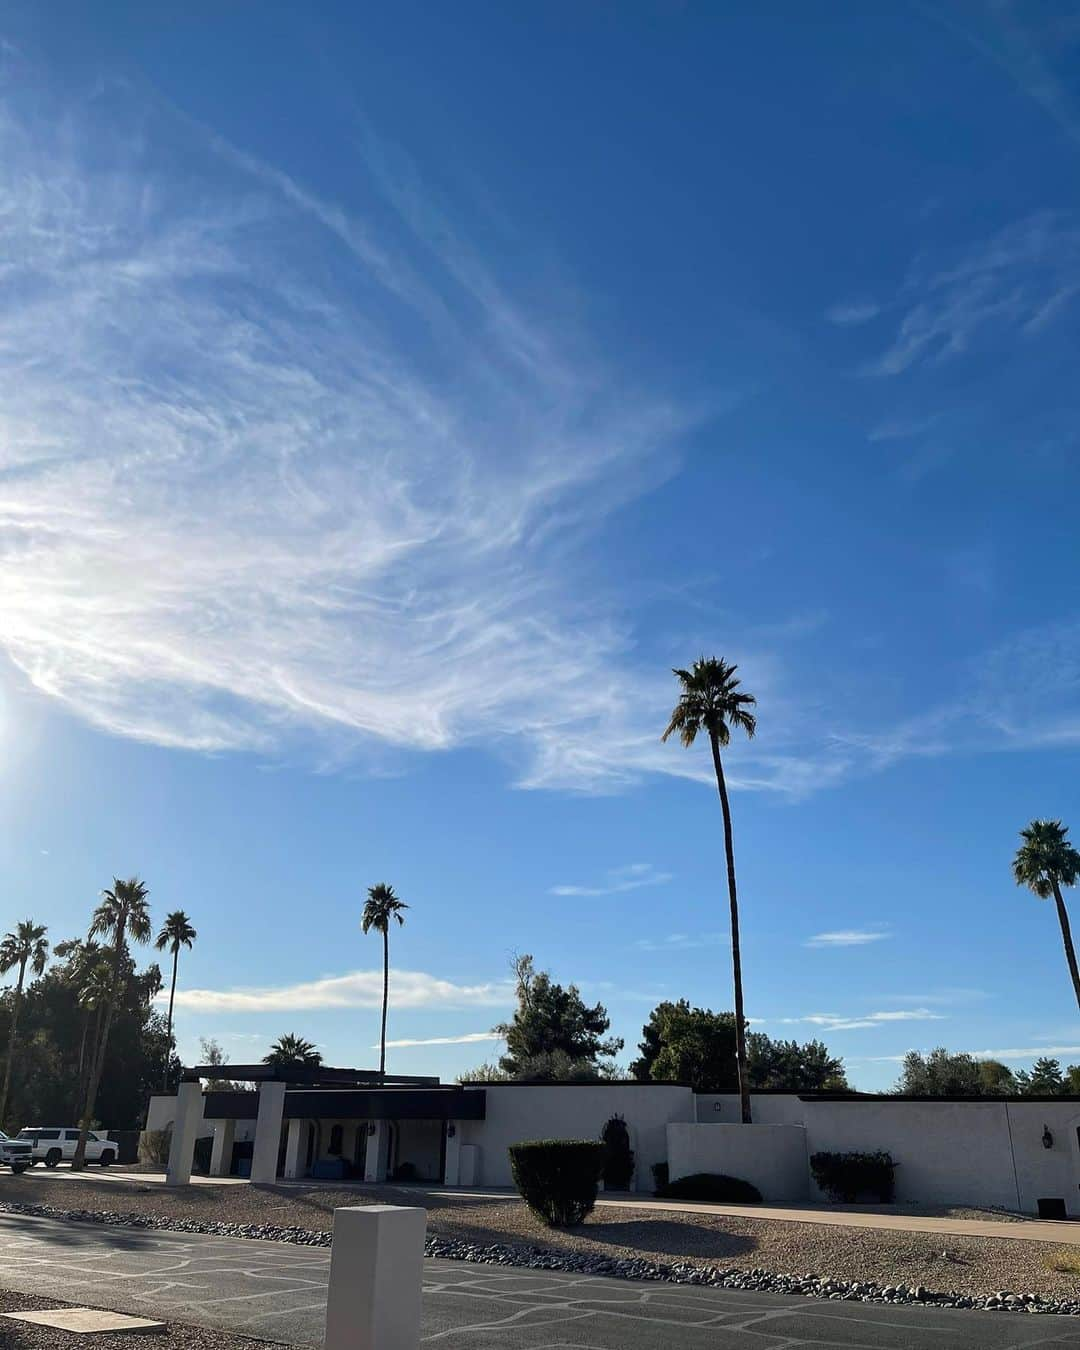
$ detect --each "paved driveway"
[2,1212,1079,1348]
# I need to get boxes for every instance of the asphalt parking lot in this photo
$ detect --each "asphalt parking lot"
[3,1211,1080,1348]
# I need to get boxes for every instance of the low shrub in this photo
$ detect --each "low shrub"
[651,1161,669,1193]
[138,1127,172,1168]
[509,1139,606,1227]
[655,1171,762,1203]
[600,1115,635,1190]
[810,1150,896,1203]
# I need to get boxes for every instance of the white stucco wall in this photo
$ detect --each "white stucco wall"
[1004,1102,1080,1216]
[668,1122,809,1200]
[802,1100,1020,1208]
[458,1085,695,1191]
[146,1094,255,1144]
[696,1094,807,1125]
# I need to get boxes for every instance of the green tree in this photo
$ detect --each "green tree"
[73,877,152,1169]
[0,920,49,1127]
[1015,1057,1066,1095]
[53,938,105,1110]
[200,1036,248,1092]
[361,883,409,1076]
[662,657,757,1123]
[631,1001,738,1092]
[1012,819,1080,1011]
[496,954,623,1079]
[747,1033,848,1091]
[154,911,197,1089]
[977,1059,1018,1094]
[0,940,169,1130]
[897,1048,992,1096]
[263,1033,322,1068]
[632,1003,847,1093]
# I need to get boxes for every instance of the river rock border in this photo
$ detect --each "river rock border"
[1,1199,1074,1316]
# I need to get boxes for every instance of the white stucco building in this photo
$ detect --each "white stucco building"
[150,1063,1080,1218]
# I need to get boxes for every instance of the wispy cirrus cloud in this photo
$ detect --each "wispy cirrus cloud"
[826,299,881,326]
[0,60,1076,805]
[377,1032,500,1049]
[967,1044,1080,1061]
[164,969,511,1014]
[862,212,1080,377]
[633,932,728,953]
[0,57,872,801]
[804,928,892,949]
[768,1009,944,1032]
[551,863,672,897]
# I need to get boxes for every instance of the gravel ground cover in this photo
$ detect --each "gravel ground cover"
[1,1174,1078,1314]
[0,1289,271,1350]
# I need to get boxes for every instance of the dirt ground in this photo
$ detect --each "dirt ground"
[0,1172,1078,1300]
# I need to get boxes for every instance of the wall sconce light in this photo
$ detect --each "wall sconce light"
[713,1102,723,1113]
[1042,1125,1054,1150]
[367,1122,377,1137]
[447,1124,457,1139]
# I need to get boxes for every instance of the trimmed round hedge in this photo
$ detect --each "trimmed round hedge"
[509,1139,606,1227]
[655,1170,762,1203]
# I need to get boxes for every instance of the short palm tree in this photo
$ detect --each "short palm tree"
[263,1033,322,1068]
[73,877,152,1169]
[1013,819,1080,1012]
[663,657,757,1124]
[75,960,114,1118]
[362,883,409,1076]
[155,911,197,1090]
[54,938,104,1106]
[0,920,49,1127]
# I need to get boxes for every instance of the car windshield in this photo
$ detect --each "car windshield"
[0,1131,8,1141]
[16,1130,36,1139]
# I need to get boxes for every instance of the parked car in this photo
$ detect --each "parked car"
[16,1128,117,1167]
[0,1130,33,1173]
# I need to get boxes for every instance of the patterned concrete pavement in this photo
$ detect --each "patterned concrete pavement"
[2,1211,1080,1348]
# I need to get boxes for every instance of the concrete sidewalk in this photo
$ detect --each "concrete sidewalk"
[421,1186,1080,1247]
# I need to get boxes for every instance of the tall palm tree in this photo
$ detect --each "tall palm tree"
[361,883,409,1076]
[1013,819,1080,1012]
[663,657,757,1124]
[155,911,197,1090]
[0,920,49,1127]
[72,877,152,1169]
[263,1033,322,1068]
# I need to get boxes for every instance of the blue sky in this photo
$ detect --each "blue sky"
[0,2,1078,1090]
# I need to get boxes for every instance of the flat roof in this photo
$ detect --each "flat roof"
[183,1064,439,1087]
[203,1086,485,1122]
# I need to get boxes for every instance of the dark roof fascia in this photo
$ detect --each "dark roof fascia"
[797,1092,1080,1104]
[202,1086,486,1122]
[464,1079,691,1088]
[183,1064,440,1087]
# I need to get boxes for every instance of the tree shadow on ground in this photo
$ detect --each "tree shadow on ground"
[567,1217,757,1261]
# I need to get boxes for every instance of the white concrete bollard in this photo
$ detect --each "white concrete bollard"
[324,1205,426,1350]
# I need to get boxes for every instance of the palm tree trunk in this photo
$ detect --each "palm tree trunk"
[73,1011,91,1119]
[0,961,27,1128]
[73,935,125,1170]
[163,947,179,1091]
[379,928,389,1077]
[1051,880,1080,1012]
[709,733,752,1124]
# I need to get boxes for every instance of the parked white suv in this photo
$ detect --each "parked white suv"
[16,1128,117,1167]
[0,1130,33,1172]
